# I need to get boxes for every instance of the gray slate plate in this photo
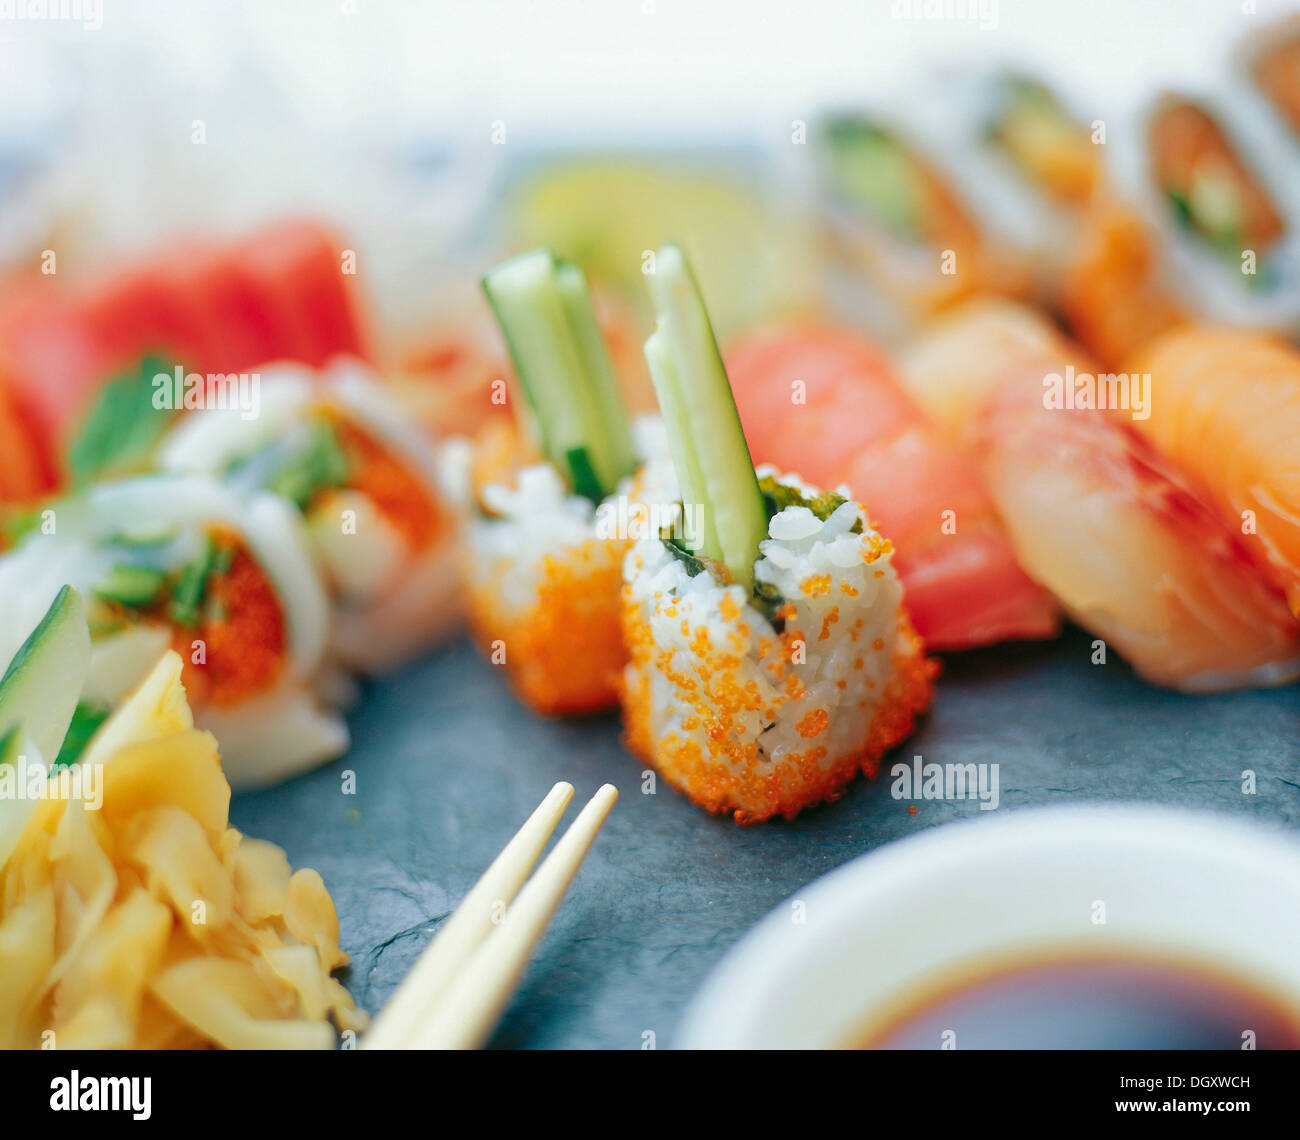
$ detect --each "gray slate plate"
[231,627,1299,1049]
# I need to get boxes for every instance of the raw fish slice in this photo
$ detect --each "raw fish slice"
[1130,328,1300,617]
[901,301,1300,690]
[724,323,1059,650]
[974,376,1300,691]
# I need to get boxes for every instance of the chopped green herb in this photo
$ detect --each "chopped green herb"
[66,354,178,485]
[168,535,220,628]
[92,564,167,609]
[751,579,789,635]
[759,475,862,532]
[564,446,605,505]
[54,702,109,767]
[663,538,708,578]
[259,419,350,510]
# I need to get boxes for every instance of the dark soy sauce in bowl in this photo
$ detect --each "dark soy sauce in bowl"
[853,952,1300,1049]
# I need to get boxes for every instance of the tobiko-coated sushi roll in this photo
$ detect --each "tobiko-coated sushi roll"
[158,359,457,673]
[0,475,344,787]
[623,246,934,823]
[464,250,674,715]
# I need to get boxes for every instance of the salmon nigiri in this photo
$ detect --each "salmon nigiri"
[1130,328,1300,618]
[899,301,1300,691]
[724,323,1059,650]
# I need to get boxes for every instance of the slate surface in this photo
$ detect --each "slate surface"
[230,626,1300,1049]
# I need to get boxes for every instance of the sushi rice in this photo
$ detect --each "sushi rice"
[459,417,677,716]
[622,467,935,824]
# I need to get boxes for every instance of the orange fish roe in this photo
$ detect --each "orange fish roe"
[329,413,444,550]
[466,536,627,716]
[797,708,829,738]
[800,573,832,597]
[621,589,937,824]
[179,534,287,709]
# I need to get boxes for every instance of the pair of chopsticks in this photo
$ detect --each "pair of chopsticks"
[364,781,617,1049]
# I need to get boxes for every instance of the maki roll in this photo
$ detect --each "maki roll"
[0,475,343,787]
[1067,88,1300,364]
[462,250,673,716]
[157,359,457,673]
[623,246,935,823]
[816,110,1034,345]
[0,591,364,1048]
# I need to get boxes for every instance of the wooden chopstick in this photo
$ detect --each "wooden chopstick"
[364,780,576,1050]
[405,783,619,1050]
[364,781,617,1050]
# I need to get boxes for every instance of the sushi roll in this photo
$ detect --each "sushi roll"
[623,246,935,823]
[0,590,364,1048]
[1067,87,1300,364]
[904,67,1107,296]
[815,109,1034,346]
[463,250,673,716]
[157,359,457,673]
[0,474,344,787]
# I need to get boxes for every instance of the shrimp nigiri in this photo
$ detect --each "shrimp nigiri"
[724,323,1059,650]
[1129,327,1300,618]
[899,301,1300,691]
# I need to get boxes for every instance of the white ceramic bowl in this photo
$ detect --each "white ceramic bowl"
[677,805,1300,1048]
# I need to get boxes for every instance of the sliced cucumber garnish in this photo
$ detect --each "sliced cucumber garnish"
[0,585,91,765]
[482,250,636,501]
[643,244,767,590]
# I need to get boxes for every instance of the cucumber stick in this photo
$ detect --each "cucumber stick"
[0,585,91,763]
[554,260,638,485]
[644,245,767,590]
[0,586,93,870]
[483,250,635,500]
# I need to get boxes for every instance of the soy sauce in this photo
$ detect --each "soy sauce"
[853,953,1300,1049]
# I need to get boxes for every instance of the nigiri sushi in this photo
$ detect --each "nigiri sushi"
[623,246,934,823]
[724,322,1059,650]
[899,301,1300,691]
[157,359,457,673]
[0,591,364,1048]
[1129,327,1300,618]
[461,250,673,715]
[0,475,345,786]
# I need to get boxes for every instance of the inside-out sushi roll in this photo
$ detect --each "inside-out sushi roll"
[464,250,673,716]
[0,474,344,787]
[984,72,1102,207]
[0,591,365,1048]
[623,246,935,823]
[816,111,1034,344]
[157,359,457,674]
